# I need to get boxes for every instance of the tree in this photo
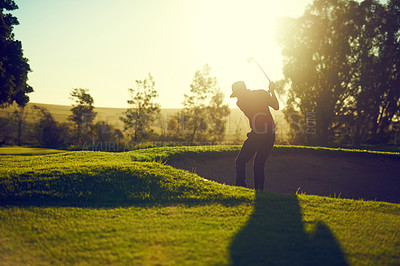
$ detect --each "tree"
[207,90,230,142]
[93,121,124,144]
[166,112,184,141]
[167,115,179,134]
[0,108,12,144]
[346,0,400,145]
[32,105,63,147]
[68,88,96,145]
[0,0,33,108]
[157,113,167,141]
[182,64,230,143]
[12,104,28,146]
[120,73,160,142]
[278,0,400,145]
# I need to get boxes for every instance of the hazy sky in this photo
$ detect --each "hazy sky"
[12,0,314,108]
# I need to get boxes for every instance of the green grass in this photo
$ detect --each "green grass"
[129,145,242,162]
[0,151,251,206]
[128,144,400,163]
[0,146,399,265]
[273,144,400,158]
[0,146,67,155]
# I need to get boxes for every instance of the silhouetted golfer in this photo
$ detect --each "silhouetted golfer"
[230,81,279,190]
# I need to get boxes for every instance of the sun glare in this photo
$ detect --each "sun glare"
[181,0,283,102]
[13,0,313,108]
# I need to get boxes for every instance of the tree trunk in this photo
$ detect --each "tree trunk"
[17,117,22,146]
[353,116,363,147]
[190,124,197,143]
[317,113,330,146]
[77,124,82,146]
[16,106,27,146]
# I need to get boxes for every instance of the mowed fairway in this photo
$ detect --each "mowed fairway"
[0,146,66,155]
[0,146,399,265]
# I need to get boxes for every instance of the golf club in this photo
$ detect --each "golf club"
[247,57,272,83]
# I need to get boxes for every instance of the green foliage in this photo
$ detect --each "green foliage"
[277,0,400,145]
[32,105,68,148]
[0,104,38,146]
[92,121,124,144]
[11,104,27,145]
[346,0,400,145]
[68,88,96,145]
[120,73,161,143]
[0,104,73,148]
[180,64,230,143]
[208,90,231,142]
[0,0,33,108]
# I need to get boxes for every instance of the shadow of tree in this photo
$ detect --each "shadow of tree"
[230,191,348,265]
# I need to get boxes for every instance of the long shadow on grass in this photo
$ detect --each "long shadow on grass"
[230,191,348,265]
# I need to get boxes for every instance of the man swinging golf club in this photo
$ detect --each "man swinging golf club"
[231,60,279,190]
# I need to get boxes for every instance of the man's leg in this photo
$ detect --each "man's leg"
[235,133,257,187]
[253,132,275,190]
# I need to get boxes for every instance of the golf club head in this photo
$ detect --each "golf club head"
[247,57,254,63]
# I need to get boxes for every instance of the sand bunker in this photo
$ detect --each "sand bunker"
[168,151,400,203]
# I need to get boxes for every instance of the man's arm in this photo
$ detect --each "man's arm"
[267,82,279,110]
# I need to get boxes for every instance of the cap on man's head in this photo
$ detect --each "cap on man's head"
[230,81,247,98]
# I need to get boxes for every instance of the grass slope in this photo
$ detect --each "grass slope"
[0,151,251,206]
[0,146,399,265]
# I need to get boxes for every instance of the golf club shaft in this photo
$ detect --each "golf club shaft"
[253,59,272,83]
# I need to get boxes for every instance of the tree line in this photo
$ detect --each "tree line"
[277,0,400,145]
[119,65,231,146]
[0,65,231,149]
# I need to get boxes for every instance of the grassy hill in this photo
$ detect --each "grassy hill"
[0,146,399,265]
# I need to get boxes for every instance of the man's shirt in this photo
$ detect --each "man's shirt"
[236,89,275,133]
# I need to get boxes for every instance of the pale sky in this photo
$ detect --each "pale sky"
[12,0,314,108]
